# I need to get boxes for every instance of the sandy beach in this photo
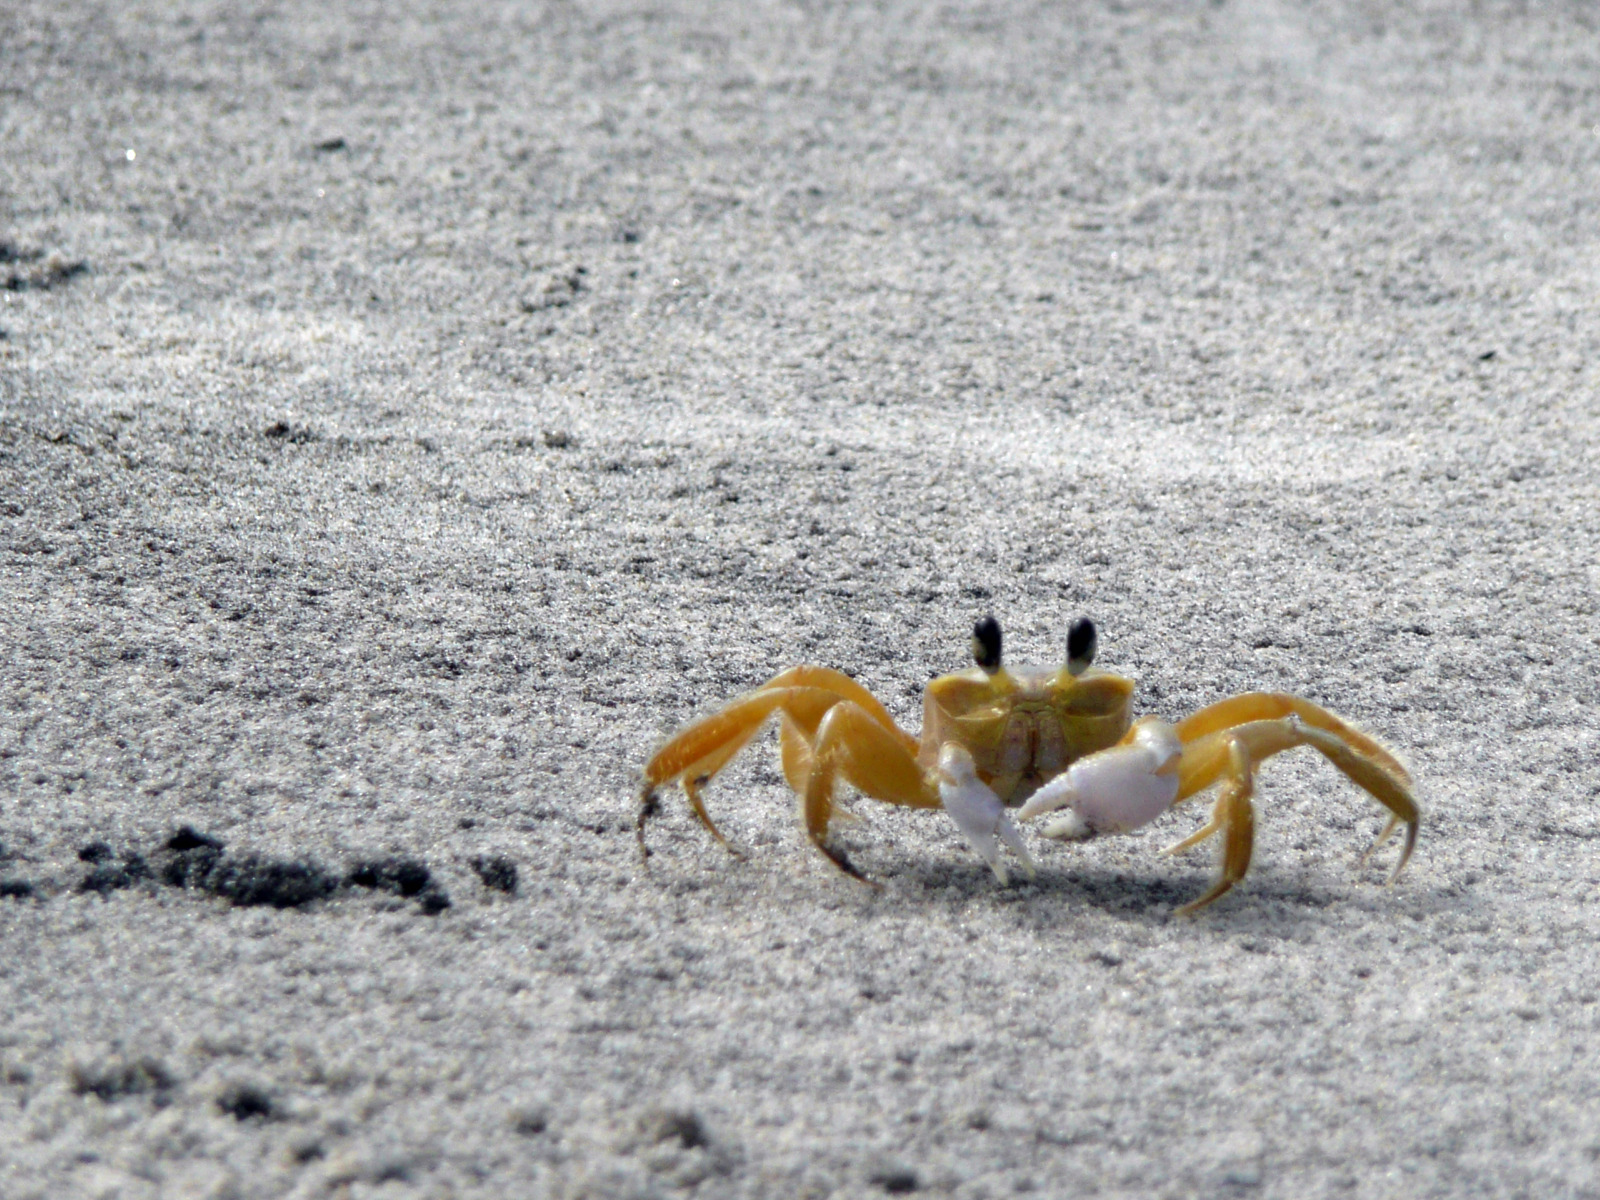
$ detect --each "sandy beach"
[3,2,1600,1195]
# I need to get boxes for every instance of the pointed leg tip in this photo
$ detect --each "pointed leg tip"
[1358,815,1417,882]
[1385,822,1419,885]
[635,787,662,860]
[819,841,881,888]
[702,821,746,861]
[1174,880,1235,917]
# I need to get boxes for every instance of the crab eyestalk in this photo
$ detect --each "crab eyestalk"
[1067,617,1097,676]
[972,616,1003,674]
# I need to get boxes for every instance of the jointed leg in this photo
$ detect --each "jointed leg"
[1165,739,1256,915]
[1165,704,1420,911]
[763,666,913,750]
[1293,720,1419,879]
[1175,692,1411,785]
[638,668,919,864]
[640,684,854,856]
[800,701,938,880]
[778,713,814,797]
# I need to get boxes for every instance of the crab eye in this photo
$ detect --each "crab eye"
[972,616,1003,673]
[1067,617,1097,676]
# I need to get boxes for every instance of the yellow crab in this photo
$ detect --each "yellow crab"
[638,617,1418,913]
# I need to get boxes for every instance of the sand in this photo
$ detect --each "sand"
[3,1,1599,1196]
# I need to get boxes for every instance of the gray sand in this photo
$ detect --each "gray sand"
[3,1,1599,1196]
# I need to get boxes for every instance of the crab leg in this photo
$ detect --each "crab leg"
[799,701,940,880]
[645,668,908,782]
[640,686,844,853]
[1166,740,1258,915]
[1164,710,1420,911]
[1175,692,1411,786]
[761,666,908,739]
[639,667,918,860]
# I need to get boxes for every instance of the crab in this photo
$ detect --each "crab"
[638,617,1419,913]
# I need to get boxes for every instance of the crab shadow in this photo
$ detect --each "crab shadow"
[884,851,1434,930]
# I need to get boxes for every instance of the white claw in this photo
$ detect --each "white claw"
[996,813,1037,881]
[1018,771,1081,825]
[938,744,1037,884]
[1017,719,1183,836]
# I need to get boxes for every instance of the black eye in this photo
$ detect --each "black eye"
[1067,617,1097,675]
[972,616,1003,673]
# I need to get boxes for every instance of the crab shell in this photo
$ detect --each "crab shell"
[917,663,1135,806]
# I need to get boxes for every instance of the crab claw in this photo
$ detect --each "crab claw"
[938,744,1036,885]
[1018,718,1183,838]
